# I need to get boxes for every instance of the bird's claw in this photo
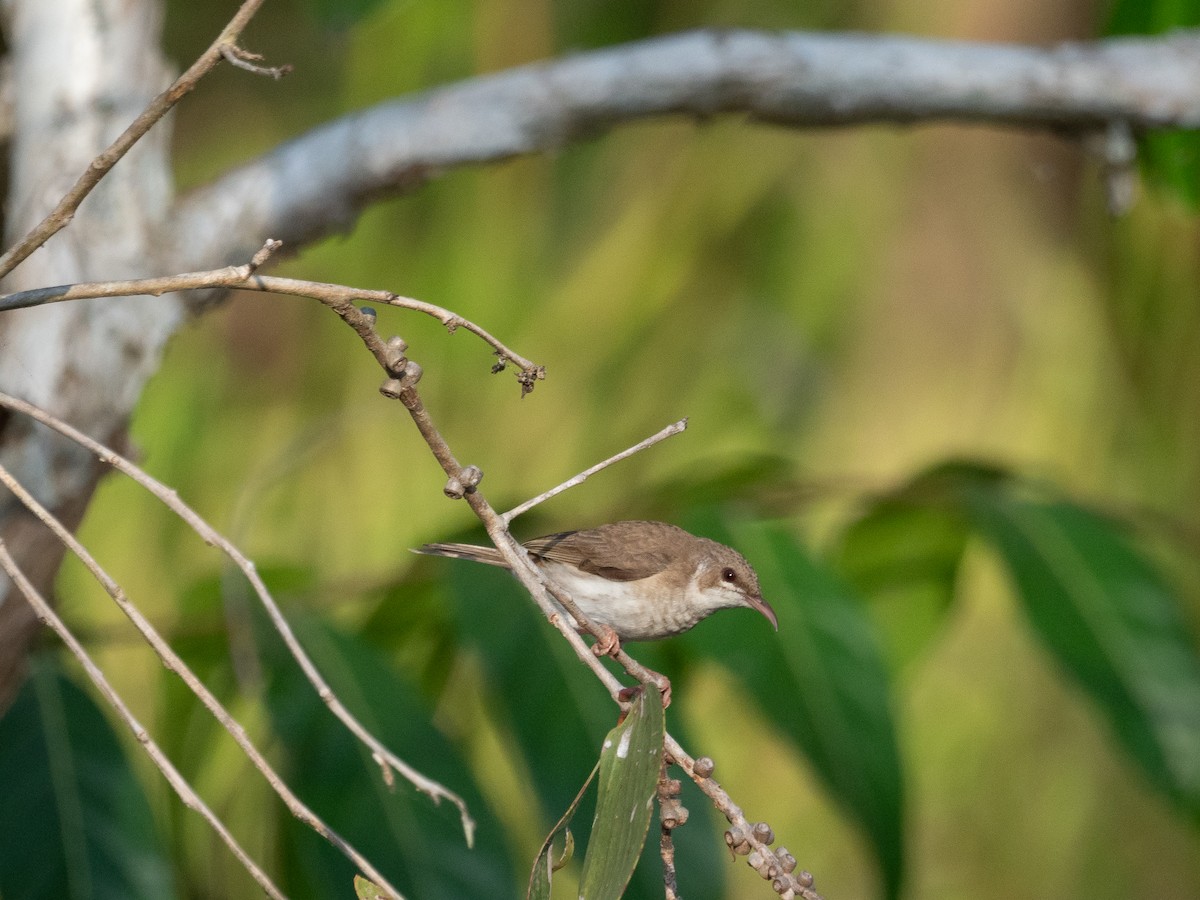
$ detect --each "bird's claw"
[591,626,622,657]
[617,678,672,708]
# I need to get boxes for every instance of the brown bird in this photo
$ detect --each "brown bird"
[414,520,777,653]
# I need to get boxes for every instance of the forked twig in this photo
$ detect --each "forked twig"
[0,542,288,900]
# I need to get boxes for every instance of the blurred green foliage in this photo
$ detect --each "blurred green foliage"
[3,1,1200,898]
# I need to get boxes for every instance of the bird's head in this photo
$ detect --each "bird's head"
[695,543,777,630]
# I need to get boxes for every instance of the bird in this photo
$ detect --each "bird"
[413,520,777,654]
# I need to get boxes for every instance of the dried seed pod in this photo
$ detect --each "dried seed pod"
[693,756,715,778]
[402,360,423,385]
[775,847,797,873]
[724,826,751,856]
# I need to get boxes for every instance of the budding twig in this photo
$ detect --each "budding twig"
[665,735,824,900]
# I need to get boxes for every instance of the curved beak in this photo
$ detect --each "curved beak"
[747,594,778,631]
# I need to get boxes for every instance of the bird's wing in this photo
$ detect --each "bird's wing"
[523,528,673,582]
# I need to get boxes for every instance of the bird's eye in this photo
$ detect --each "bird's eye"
[721,567,738,583]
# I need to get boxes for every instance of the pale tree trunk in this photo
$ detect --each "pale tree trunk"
[0,0,179,704]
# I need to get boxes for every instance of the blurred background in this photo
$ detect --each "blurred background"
[25,0,1200,897]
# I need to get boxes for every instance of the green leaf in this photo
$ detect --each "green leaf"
[0,654,174,900]
[1106,0,1200,35]
[442,556,615,817]
[836,494,969,670]
[968,494,1200,818]
[578,685,665,900]
[354,874,389,899]
[527,762,594,900]
[685,520,906,900]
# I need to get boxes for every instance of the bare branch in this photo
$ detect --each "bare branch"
[0,0,276,279]
[163,28,1200,271]
[0,389,476,848]
[0,458,407,897]
[0,541,289,900]
[501,418,688,525]
[0,244,541,386]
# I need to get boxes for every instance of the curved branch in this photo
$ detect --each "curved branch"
[163,27,1200,270]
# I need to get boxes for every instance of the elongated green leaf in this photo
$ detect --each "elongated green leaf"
[0,655,174,900]
[969,495,1200,817]
[836,495,969,670]
[684,519,905,900]
[578,686,664,900]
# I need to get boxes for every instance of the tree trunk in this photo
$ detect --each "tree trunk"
[0,0,178,705]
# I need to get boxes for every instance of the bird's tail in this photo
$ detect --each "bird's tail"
[411,542,509,567]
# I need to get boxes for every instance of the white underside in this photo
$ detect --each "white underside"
[540,560,734,642]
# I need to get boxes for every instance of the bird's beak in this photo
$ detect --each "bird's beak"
[747,594,778,631]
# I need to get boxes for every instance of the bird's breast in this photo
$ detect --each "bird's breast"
[541,562,706,642]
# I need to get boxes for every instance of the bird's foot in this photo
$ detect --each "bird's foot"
[617,677,672,708]
[591,625,622,658]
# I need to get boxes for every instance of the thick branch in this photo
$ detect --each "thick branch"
[163,27,1200,271]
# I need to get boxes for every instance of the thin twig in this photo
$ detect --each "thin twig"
[658,755,682,900]
[0,542,288,900]
[0,0,277,279]
[501,418,688,525]
[0,462,407,900]
[665,735,824,900]
[0,243,542,387]
[0,389,476,848]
